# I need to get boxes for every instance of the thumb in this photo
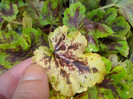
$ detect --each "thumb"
[12,64,49,99]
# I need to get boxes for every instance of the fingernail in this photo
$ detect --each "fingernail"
[22,65,44,81]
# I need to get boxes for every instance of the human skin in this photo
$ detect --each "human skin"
[0,58,49,99]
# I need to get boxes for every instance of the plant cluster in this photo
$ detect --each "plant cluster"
[0,0,133,99]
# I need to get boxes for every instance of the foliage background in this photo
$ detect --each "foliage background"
[0,0,133,98]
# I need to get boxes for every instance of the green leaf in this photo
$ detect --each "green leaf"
[63,2,113,35]
[109,16,130,36]
[22,27,49,48]
[18,0,28,7]
[85,24,113,53]
[85,35,100,52]
[87,8,117,23]
[0,28,48,69]
[88,86,98,99]
[39,0,62,26]
[106,0,133,27]
[87,8,129,56]
[130,52,133,62]
[63,2,86,32]
[1,0,26,5]
[97,78,128,99]
[63,2,114,35]
[104,8,117,24]
[95,24,114,38]
[22,11,33,29]
[74,86,98,99]
[98,34,129,57]
[0,31,29,69]
[87,8,130,36]
[74,91,89,99]
[127,31,133,58]
[100,38,129,57]
[63,2,114,53]
[0,3,18,21]
[88,8,117,24]
[116,83,128,99]
[98,88,115,99]
[0,52,23,69]
[102,57,112,74]
[73,0,100,11]
[110,66,127,82]
[100,83,128,99]
[124,60,133,98]
[0,31,29,52]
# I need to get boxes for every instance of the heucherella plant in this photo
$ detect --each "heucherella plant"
[0,0,133,98]
[32,25,106,96]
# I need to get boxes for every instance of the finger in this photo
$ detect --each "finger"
[9,57,33,80]
[12,64,49,99]
[0,58,32,99]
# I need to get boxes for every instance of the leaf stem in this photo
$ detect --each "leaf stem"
[49,25,52,33]
[99,3,115,10]
[8,20,22,25]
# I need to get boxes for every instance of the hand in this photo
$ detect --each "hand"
[0,58,49,99]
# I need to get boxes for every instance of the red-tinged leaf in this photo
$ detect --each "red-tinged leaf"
[0,3,18,21]
[0,28,48,69]
[63,2,114,53]
[39,0,62,26]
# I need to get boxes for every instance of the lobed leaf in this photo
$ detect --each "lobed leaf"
[88,8,130,36]
[98,82,128,99]
[39,0,62,26]
[97,73,128,99]
[0,28,48,69]
[33,25,106,96]
[0,30,29,68]
[63,2,86,32]
[110,66,127,82]
[74,0,100,11]
[86,8,130,56]
[0,3,18,21]
[85,35,100,52]
[63,2,114,53]
[106,0,133,27]
[109,16,130,36]
[63,2,113,35]
[100,39,129,57]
